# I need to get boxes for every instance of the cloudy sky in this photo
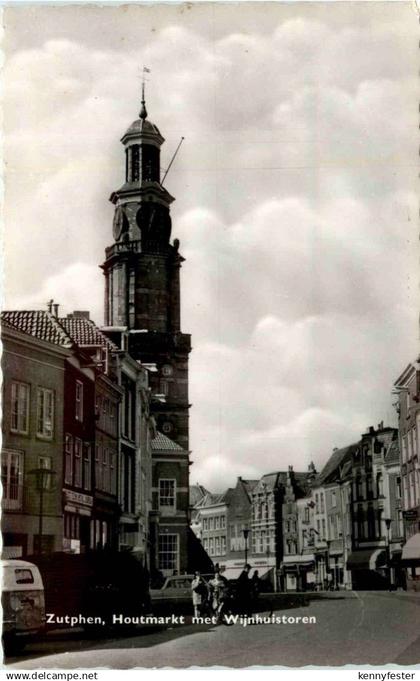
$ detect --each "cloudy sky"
[3,2,419,490]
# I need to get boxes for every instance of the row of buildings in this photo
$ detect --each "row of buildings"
[191,416,420,592]
[1,308,196,579]
[1,93,209,582]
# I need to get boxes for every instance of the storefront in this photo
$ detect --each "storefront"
[282,555,316,592]
[347,547,387,590]
[401,533,420,592]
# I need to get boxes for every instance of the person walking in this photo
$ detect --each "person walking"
[191,571,208,618]
[208,565,228,622]
[236,564,252,615]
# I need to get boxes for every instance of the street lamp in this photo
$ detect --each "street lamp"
[384,517,392,591]
[28,467,57,554]
[243,527,250,565]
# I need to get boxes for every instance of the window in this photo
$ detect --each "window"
[402,435,408,464]
[83,445,91,491]
[74,438,82,487]
[110,452,116,495]
[321,519,326,540]
[209,538,214,555]
[320,493,325,513]
[1,450,23,509]
[304,506,310,522]
[159,534,178,572]
[396,476,402,499]
[39,456,52,490]
[203,518,208,531]
[15,569,34,585]
[103,448,110,492]
[215,537,220,554]
[355,476,363,500]
[377,473,384,497]
[315,493,319,513]
[159,479,176,510]
[95,444,102,491]
[215,516,220,530]
[221,515,226,529]
[37,388,54,439]
[11,382,29,434]
[75,381,83,421]
[209,517,214,530]
[221,536,226,555]
[65,434,73,485]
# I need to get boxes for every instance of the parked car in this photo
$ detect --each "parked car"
[1,559,46,655]
[150,574,213,612]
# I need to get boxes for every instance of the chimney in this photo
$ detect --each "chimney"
[377,421,384,430]
[52,303,59,318]
[67,311,90,320]
[47,299,54,314]
[369,426,375,434]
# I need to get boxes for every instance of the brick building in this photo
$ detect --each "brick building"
[150,432,190,577]
[1,319,69,556]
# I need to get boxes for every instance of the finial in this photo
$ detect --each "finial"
[140,66,150,120]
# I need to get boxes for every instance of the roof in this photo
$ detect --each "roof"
[316,443,359,485]
[190,484,211,507]
[1,310,73,347]
[193,491,230,509]
[151,432,185,452]
[253,472,287,494]
[241,479,259,496]
[58,317,118,352]
[124,117,162,138]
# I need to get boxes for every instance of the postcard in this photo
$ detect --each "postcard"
[1,1,420,675]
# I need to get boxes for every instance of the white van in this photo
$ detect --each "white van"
[1,559,46,654]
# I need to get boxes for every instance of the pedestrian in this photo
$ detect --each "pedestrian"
[191,571,208,618]
[208,565,228,622]
[251,569,260,601]
[236,564,252,615]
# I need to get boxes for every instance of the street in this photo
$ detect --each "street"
[5,592,420,669]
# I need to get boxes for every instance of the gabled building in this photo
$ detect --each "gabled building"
[280,465,316,592]
[59,310,154,561]
[150,432,190,578]
[394,360,420,591]
[1,319,70,556]
[1,310,98,555]
[192,477,258,579]
[346,424,399,590]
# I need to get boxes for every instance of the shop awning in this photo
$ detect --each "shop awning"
[222,565,274,581]
[347,548,386,570]
[402,533,420,562]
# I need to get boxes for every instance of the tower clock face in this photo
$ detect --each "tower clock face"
[113,206,124,240]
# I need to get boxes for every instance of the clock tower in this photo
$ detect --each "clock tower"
[101,91,191,450]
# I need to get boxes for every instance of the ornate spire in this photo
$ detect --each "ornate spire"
[139,80,148,120]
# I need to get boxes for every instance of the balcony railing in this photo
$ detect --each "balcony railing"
[105,240,141,259]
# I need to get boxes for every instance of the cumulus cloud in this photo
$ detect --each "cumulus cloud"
[3,4,419,491]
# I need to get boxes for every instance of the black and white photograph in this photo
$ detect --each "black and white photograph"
[1,0,420,672]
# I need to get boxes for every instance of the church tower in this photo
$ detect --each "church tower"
[101,88,191,450]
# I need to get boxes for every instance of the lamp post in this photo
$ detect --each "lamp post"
[29,467,56,554]
[243,527,250,565]
[384,517,392,591]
